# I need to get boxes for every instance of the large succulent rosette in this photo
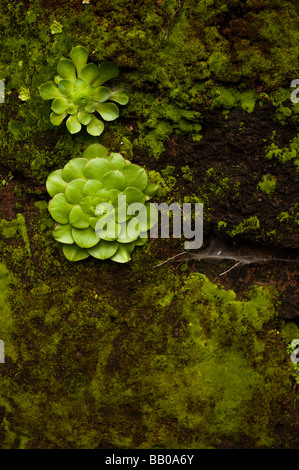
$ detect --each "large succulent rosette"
[46,144,159,262]
[39,46,128,136]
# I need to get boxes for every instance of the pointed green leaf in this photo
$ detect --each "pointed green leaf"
[51,97,68,114]
[93,61,119,87]
[106,153,126,169]
[63,244,89,262]
[79,63,100,85]
[97,102,119,121]
[110,89,129,105]
[66,114,82,134]
[102,170,126,191]
[77,111,92,125]
[88,240,118,259]
[72,226,100,248]
[49,193,74,224]
[135,233,148,246]
[83,158,113,181]
[121,164,148,190]
[144,183,159,199]
[86,115,105,136]
[64,179,86,204]
[46,169,67,197]
[57,58,76,80]
[69,205,90,229]
[110,243,134,263]
[70,45,89,75]
[53,223,74,244]
[83,143,109,160]
[39,82,61,100]
[50,111,67,126]
[62,158,88,182]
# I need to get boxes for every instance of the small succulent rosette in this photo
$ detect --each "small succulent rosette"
[46,144,159,263]
[39,46,128,136]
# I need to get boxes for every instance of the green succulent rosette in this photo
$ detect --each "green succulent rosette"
[39,46,129,136]
[46,144,159,263]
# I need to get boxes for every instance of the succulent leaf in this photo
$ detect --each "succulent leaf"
[50,111,67,126]
[54,75,64,85]
[51,97,68,114]
[83,143,109,160]
[87,240,118,259]
[80,63,100,85]
[67,103,78,114]
[96,102,119,121]
[110,89,129,105]
[49,193,74,224]
[102,170,126,191]
[58,79,74,95]
[82,180,104,196]
[57,58,77,80]
[117,217,140,243]
[70,45,89,75]
[93,61,119,87]
[121,164,148,190]
[46,169,67,197]
[123,187,146,205]
[74,77,86,89]
[83,158,113,181]
[144,183,160,198]
[69,206,90,229]
[135,234,148,246]
[110,243,134,263]
[63,244,89,262]
[65,179,86,204]
[86,115,105,136]
[95,219,121,242]
[39,82,61,100]
[47,149,159,263]
[72,226,101,248]
[62,158,88,182]
[40,47,128,135]
[53,223,74,244]
[66,114,82,134]
[77,111,92,125]
[93,86,111,102]
[106,153,126,169]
